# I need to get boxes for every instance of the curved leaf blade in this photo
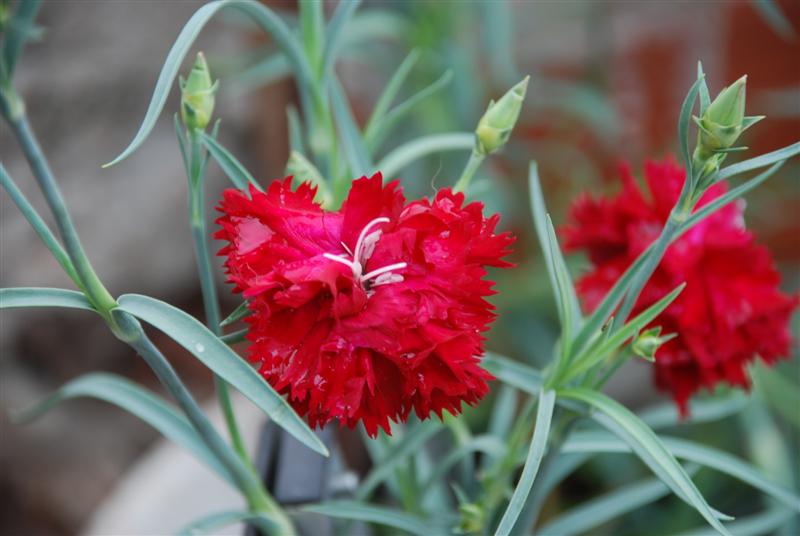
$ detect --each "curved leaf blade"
[377,132,474,179]
[104,0,310,167]
[12,372,234,485]
[303,501,430,535]
[330,78,373,177]
[199,131,262,191]
[0,287,95,311]
[177,510,276,536]
[495,389,556,536]
[116,293,328,457]
[482,353,543,396]
[558,388,732,536]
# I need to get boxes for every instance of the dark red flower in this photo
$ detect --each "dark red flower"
[215,173,513,436]
[563,158,797,412]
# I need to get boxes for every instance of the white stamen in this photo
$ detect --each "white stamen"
[372,273,404,287]
[324,217,406,293]
[361,262,408,282]
[353,217,389,265]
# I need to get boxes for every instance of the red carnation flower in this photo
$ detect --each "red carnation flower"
[562,158,797,412]
[215,173,513,436]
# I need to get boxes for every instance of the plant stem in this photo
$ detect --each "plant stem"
[453,148,485,194]
[185,129,254,473]
[111,311,294,536]
[5,110,118,317]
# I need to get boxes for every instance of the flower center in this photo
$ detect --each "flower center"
[323,217,407,291]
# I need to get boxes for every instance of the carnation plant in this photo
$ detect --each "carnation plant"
[2,1,799,535]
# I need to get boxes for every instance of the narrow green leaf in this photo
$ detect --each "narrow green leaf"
[563,431,800,514]
[566,283,685,380]
[173,113,191,175]
[482,353,543,396]
[199,131,262,191]
[364,49,421,140]
[115,293,328,457]
[678,76,704,176]
[303,501,430,535]
[639,392,749,430]
[286,105,305,154]
[367,70,454,151]
[330,78,373,177]
[713,141,800,184]
[177,510,276,536]
[529,163,582,339]
[221,328,248,346]
[697,62,711,115]
[220,300,250,327]
[321,0,361,76]
[230,52,291,91]
[678,161,784,237]
[356,420,441,500]
[539,474,683,536]
[1,0,42,78]
[104,0,311,167]
[495,389,556,536]
[675,508,795,536]
[12,372,234,485]
[0,287,95,311]
[558,389,732,536]
[0,166,81,287]
[420,435,505,499]
[753,0,796,40]
[752,363,800,428]
[487,386,517,451]
[376,132,474,179]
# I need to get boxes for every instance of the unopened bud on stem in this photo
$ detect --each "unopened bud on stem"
[475,76,529,156]
[632,326,676,362]
[180,52,218,131]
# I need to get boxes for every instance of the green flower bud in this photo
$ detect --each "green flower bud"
[697,75,747,153]
[632,326,676,362]
[475,76,529,155]
[456,502,485,534]
[180,52,218,131]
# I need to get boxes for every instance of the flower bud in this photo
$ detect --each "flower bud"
[457,502,484,534]
[696,75,747,154]
[632,326,675,362]
[475,76,529,155]
[180,52,218,131]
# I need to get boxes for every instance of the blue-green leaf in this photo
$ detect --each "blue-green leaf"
[198,131,262,191]
[364,49,421,140]
[377,132,474,179]
[639,392,749,430]
[356,420,441,500]
[330,78,373,177]
[495,389,556,536]
[177,510,276,536]
[1,0,42,78]
[558,388,732,536]
[115,293,328,457]
[12,372,233,485]
[420,435,505,499]
[304,501,431,535]
[220,300,250,327]
[104,0,311,167]
[0,287,95,311]
[753,0,796,40]
[713,141,800,184]
[678,76,704,177]
[675,508,795,536]
[482,353,543,396]
[321,0,361,76]
[564,431,800,514]
[367,69,454,151]
[529,163,582,339]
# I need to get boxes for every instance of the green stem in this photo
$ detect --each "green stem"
[185,129,254,473]
[111,311,294,535]
[5,110,117,316]
[453,148,485,194]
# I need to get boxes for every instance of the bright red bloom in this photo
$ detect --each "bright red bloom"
[215,173,513,436]
[563,158,797,412]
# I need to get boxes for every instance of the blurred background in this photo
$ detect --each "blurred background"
[1,1,798,534]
